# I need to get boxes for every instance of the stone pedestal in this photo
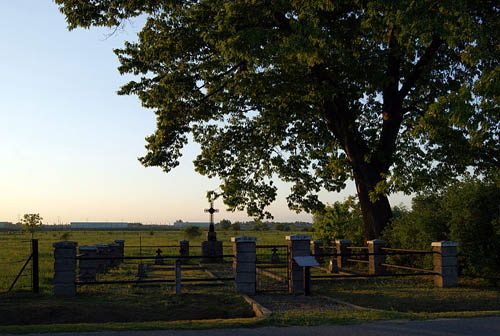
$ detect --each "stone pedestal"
[335,239,351,269]
[201,240,223,263]
[78,245,98,282]
[432,241,459,288]
[108,242,120,267]
[232,236,257,295]
[95,244,111,273]
[114,239,125,263]
[179,240,189,264]
[287,234,312,295]
[367,239,386,275]
[53,241,77,297]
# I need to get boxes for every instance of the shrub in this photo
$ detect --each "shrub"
[59,232,72,241]
[184,226,202,240]
[383,178,500,279]
[312,196,365,246]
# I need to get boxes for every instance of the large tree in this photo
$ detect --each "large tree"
[55,0,499,239]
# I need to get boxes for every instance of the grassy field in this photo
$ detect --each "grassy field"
[0,229,298,294]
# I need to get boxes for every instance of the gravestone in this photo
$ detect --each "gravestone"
[201,200,223,263]
[155,248,164,265]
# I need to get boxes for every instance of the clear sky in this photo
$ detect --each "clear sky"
[0,1,411,225]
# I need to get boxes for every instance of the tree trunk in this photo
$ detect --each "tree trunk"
[353,168,393,240]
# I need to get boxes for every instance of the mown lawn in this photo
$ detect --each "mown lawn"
[0,287,254,326]
[316,276,500,313]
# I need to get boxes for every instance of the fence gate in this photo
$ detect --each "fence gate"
[255,244,289,292]
[0,239,39,294]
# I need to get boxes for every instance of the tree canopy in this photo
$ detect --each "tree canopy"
[20,213,43,239]
[55,0,500,239]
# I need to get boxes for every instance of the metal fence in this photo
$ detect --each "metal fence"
[0,239,39,293]
[255,244,289,292]
[74,247,234,294]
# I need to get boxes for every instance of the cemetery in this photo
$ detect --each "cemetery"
[1,186,500,331]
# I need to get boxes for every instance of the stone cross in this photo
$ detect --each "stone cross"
[204,200,219,232]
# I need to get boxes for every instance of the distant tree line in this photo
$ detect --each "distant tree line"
[215,219,313,232]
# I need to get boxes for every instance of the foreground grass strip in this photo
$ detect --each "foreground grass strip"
[0,317,269,334]
[268,308,406,327]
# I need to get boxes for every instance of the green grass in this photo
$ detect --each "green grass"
[316,276,500,313]
[0,288,254,326]
[0,229,300,293]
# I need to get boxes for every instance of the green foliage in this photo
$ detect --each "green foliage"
[275,223,291,231]
[253,220,270,231]
[231,222,241,231]
[443,179,500,277]
[313,196,365,246]
[55,0,500,238]
[218,219,232,231]
[183,226,201,240]
[383,178,500,278]
[59,232,72,241]
[20,213,43,239]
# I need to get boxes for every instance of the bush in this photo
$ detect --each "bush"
[219,219,232,230]
[184,226,202,240]
[59,232,71,241]
[275,223,291,231]
[312,196,365,246]
[383,178,500,279]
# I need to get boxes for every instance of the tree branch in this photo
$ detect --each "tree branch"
[400,37,443,99]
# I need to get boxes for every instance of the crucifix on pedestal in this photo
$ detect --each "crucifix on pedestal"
[204,200,219,239]
[201,198,223,262]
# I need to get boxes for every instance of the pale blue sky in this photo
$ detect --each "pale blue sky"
[0,1,410,225]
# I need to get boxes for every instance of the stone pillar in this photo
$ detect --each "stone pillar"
[310,240,324,264]
[95,244,110,273]
[108,242,120,267]
[232,236,257,295]
[432,241,459,288]
[367,239,387,275]
[78,245,98,282]
[114,240,125,263]
[287,234,312,295]
[53,241,78,297]
[179,240,189,264]
[335,239,351,269]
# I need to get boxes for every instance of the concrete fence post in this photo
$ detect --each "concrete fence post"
[335,239,351,269]
[108,242,120,267]
[95,244,110,273]
[175,259,182,295]
[287,234,312,295]
[367,239,387,275]
[78,245,98,282]
[114,240,125,263]
[179,240,189,264]
[53,241,78,297]
[232,236,257,295]
[432,241,459,288]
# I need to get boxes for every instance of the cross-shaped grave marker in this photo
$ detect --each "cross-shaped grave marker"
[204,199,219,232]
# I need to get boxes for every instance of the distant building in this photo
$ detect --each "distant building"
[0,222,20,230]
[70,222,130,230]
[173,221,210,228]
